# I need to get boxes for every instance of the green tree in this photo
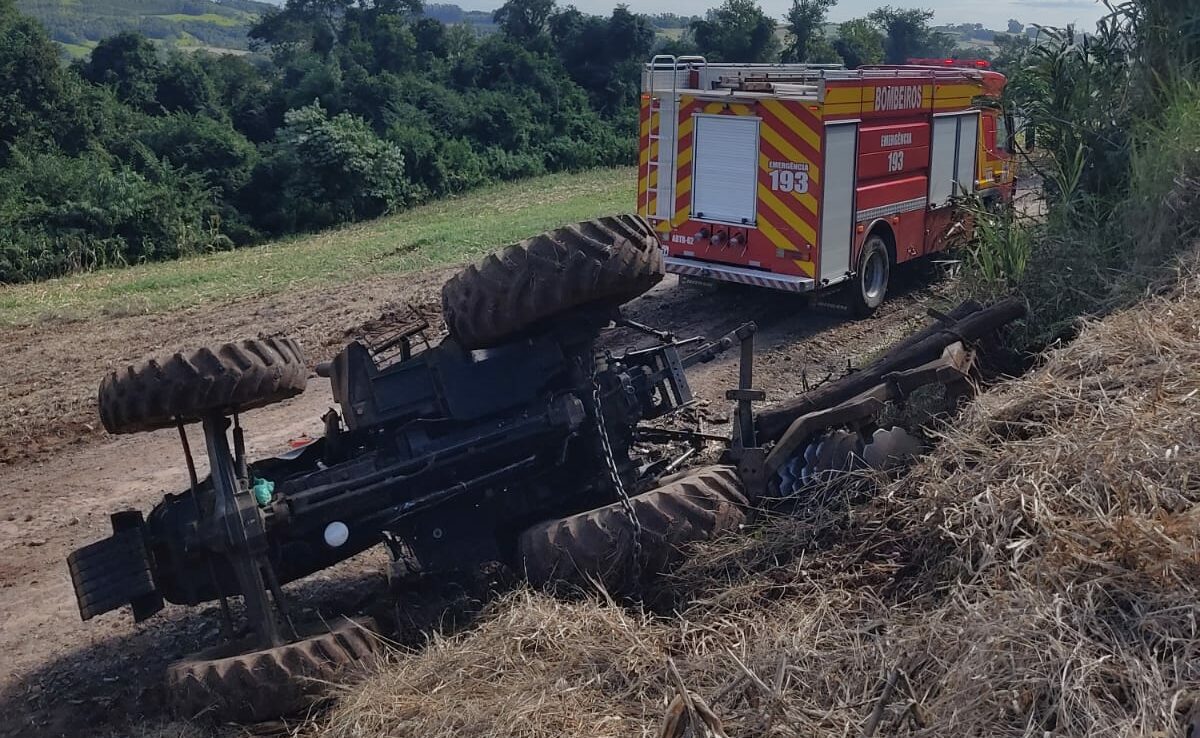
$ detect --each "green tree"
[691,0,779,63]
[867,6,934,64]
[140,113,259,238]
[82,32,163,111]
[0,0,70,155]
[261,102,409,232]
[156,52,217,115]
[782,0,835,62]
[834,17,884,68]
[493,0,556,43]
[549,5,655,113]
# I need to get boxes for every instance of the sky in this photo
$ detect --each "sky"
[455,0,1109,34]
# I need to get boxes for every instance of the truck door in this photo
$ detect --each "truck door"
[928,111,980,207]
[819,121,859,285]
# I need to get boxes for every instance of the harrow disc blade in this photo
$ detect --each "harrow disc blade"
[861,427,924,470]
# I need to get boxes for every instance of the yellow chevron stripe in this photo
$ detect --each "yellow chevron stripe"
[794,191,818,217]
[759,184,818,244]
[759,131,821,186]
[678,115,694,139]
[673,207,689,226]
[677,144,692,169]
[757,214,797,253]
[639,110,659,137]
[676,174,690,198]
[642,138,658,168]
[792,258,815,278]
[761,99,820,152]
[656,220,671,234]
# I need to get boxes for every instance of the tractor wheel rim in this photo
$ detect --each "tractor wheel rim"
[863,250,887,301]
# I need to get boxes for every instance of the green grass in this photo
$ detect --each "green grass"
[154,12,244,27]
[59,40,94,57]
[0,168,637,325]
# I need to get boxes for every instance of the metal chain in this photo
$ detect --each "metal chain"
[590,376,644,584]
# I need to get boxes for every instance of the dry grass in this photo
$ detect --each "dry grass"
[318,255,1200,737]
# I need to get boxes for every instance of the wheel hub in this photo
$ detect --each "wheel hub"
[863,249,888,301]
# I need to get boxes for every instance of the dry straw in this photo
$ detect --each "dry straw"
[322,258,1200,737]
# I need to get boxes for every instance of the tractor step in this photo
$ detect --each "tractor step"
[67,511,162,621]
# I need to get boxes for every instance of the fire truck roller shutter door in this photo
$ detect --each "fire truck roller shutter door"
[691,114,760,226]
[928,112,980,207]
[818,121,859,286]
[955,111,979,196]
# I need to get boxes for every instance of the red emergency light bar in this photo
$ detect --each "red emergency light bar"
[906,57,991,69]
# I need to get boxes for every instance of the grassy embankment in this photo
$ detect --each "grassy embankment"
[0,167,636,325]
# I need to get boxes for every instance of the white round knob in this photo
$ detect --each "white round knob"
[324,521,349,548]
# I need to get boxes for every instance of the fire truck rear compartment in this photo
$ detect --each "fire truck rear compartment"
[640,59,1012,297]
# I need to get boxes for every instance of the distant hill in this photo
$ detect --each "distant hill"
[422,3,496,34]
[16,0,275,56]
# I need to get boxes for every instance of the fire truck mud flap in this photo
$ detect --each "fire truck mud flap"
[665,256,815,292]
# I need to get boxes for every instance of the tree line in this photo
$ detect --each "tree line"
[0,0,987,284]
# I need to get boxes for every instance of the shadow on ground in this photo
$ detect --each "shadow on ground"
[0,563,386,738]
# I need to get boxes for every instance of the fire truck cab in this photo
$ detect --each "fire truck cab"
[637,57,1015,314]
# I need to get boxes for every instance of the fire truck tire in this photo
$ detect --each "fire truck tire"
[517,465,747,590]
[165,616,379,723]
[98,336,307,435]
[441,214,664,349]
[851,234,891,317]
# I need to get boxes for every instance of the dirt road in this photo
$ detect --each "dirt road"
[0,263,944,737]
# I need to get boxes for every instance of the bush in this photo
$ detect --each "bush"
[962,0,1200,350]
[0,145,228,282]
[254,102,410,234]
[139,113,260,242]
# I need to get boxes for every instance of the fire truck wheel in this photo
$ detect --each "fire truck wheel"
[441,214,664,350]
[851,234,891,317]
[165,616,379,723]
[516,465,747,591]
[98,336,307,435]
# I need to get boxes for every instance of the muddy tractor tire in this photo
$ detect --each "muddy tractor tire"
[98,336,307,435]
[517,465,747,590]
[165,616,379,723]
[441,214,664,350]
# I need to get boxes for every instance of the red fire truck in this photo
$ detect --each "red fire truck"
[637,57,1015,314]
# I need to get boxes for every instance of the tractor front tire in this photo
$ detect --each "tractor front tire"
[98,336,307,435]
[441,214,664,350]
[850,234,891,317]
[165,617,379,723]
[517,465,747,591]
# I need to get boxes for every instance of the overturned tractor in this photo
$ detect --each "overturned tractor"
[67,214,1024,722]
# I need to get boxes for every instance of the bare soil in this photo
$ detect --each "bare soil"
[0,262,945,737]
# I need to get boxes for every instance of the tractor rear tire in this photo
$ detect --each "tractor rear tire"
[517,465,747,591]
[165,616,379,723]
[98,336,307,435]
[441,214,664,349]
